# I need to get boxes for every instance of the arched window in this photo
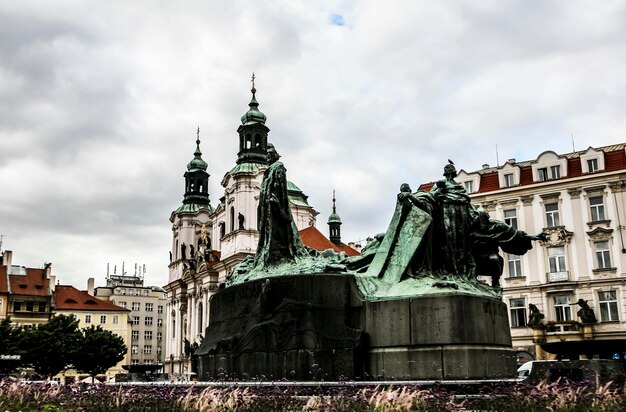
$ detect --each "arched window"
[175,240,179,260]
[230,207,235,232]
[197,302,203,332]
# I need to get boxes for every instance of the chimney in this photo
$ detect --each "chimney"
[87,277,95,296]
[482,164,490,169]
[3,250,12,274]
[507,158,516,164]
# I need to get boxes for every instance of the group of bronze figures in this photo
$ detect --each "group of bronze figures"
[239,145,546,298]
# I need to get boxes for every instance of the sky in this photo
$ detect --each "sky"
[1,1,626,289]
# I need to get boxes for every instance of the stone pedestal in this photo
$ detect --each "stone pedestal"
[195,274,516,380]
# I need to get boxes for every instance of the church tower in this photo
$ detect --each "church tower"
[183,128,211,206]
[328,190,342,245]
[236,73,269,165]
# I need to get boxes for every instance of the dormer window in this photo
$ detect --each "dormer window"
[550,165,561,179]
[538,168,548,182]
[504,173,514,187]
[463,181,474,193]
[588,159,598,173]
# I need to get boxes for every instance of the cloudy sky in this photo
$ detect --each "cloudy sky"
[1,1,625,288]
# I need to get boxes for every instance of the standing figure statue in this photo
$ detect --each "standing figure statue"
[254,143,307,268]
[355,161,545,296]
[181,242,187,260]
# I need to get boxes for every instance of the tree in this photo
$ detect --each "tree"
[20,314,82,378]
[73,325,127,382]
[0,317,23,375]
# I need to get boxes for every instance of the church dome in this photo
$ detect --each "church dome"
[328,212,342,224]
[240,88,266,125]
[187,137,208,171]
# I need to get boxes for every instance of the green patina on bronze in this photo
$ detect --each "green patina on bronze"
[227,144,348,286]
[229,158,545,300]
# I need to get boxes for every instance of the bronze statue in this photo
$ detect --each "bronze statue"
[253,143,307,268]
[527,303,545,327]
[575,299,597,323]
[353,161,545,298]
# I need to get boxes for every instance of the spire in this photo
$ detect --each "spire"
[241,73,266,125]
[328,190,342,245]
[182,128,211,207]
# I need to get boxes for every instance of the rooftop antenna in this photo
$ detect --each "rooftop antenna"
[107,263,110,277]
[495,144,500,166]
[571,133,576,152]
[0,234,3,252]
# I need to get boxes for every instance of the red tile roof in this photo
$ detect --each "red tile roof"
[54,285,129,312]
[299,226,360,257]
[8,268,50,296]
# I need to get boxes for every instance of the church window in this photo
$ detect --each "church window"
[230,207,235,232]
[245,134,252,149]
[198,302,203,332]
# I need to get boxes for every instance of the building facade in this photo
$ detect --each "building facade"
[164,86,321,377]
[0,250,54,327]
[95,273,167,368]
[53,284,131,383]
[457,144,626,360]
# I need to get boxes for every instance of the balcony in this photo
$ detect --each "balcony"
[547,271,569,282]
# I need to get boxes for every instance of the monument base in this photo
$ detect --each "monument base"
[195,274,516,380]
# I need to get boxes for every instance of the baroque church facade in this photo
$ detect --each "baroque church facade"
[164,86,356,376]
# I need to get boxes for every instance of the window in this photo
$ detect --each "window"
[130,316,140,325]
[463,181,474,193]
[588,158,598,173]
[548,247,567,273]
[132,302,140,311]
[100,315,107,324]
[145,303,153,312]
[113,315,119,325]
[157,305,163,314]
[157,319,163,327]
[589,197,605,222]
[26,302,34,312]
[131,345,138,354]
[157,346,162,354]
[144,345,152,354]
[504,173,514,187]
[144,360,153,365]
[131,359,139,365]
[118,301,126,308]
[507,254,522,277]
[157,332,162,341]
[85,315,92,324]
[510,298,527,327]
[504,209,518,230]
[599,291,619,322]
[538,168,548,182]
[550,165,561,179]
[554,295,572,321]
[132,330,139,340]
[230,206,235,232]
[13,302,21,312]
[145,317,153,326]
[545,203,560,227]
[145,331,152,340]
[595,241,612,269]
[38,303,46,312]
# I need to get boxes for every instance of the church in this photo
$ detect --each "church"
[163,83,358,377]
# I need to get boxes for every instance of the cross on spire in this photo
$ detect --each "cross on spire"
[332,189,337,214]
[251,72,256,94]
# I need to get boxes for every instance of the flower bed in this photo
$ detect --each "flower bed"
[1,379,625,411]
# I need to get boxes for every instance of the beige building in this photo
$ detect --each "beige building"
[95,273,167,368]
[458,144,626,361]
[53,284,131,383]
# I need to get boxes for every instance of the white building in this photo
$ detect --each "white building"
[95,273,167,368]
[455,144,626,361]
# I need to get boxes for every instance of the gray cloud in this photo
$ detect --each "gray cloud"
[1,0,625,288]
